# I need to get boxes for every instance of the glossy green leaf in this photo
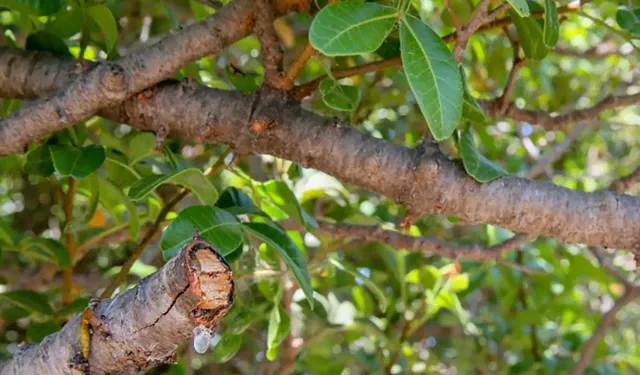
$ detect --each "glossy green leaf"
[57,296,91,317]
[215,187,256,213]
[400,15,462,140]
[212,333,243,363]
[543,0,559,48]
[128,168,218,205]
[505,0,530,17]
[329,258,388,312]
[616,7,640,35]
[266,305,291,359]
[319,80,360,112]
[460,67,486,123]
[261,180,317,229]
[100,178,140,240]
[50,145,106,179]
[23,238,71,269]
[0,0,64,15]
[26,31,72,56]
[24,145,54,177]
[460,125,508,183]
[128,132,157,165]
[242,222,314,308]
[87,5,118,52]
[26,321,60,343]
[45,4,83,38]
[510,10,549,60]
[160,206,243,260]
[0,290,54,316]
[309,2,398,56]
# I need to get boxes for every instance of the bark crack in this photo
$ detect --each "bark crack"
[134,283,190,333]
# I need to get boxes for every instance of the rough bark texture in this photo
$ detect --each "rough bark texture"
[0,0,259,155]
[0,240,234,375]
[2,47,640,252]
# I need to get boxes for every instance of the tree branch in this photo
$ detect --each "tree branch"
[0,0,307,156]
[452,0,492,64]
[4,48,640,252]
[255,0,283,83]
[282,219,532,261]
[479,93,640,131]
[569,287,640,375]
[525,122,588,179]
[0,240,234,374]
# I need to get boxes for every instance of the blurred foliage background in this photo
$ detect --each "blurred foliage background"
[0,0,639,374]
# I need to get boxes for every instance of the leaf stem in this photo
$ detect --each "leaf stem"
[62,177,77,305]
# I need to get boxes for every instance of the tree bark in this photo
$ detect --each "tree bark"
[0,240,234,375]
[2,47,640,252]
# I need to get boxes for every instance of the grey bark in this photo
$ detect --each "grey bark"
[0,240,234,375]
[2,47,640,252]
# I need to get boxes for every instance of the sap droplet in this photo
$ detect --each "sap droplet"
[193,325,212,354]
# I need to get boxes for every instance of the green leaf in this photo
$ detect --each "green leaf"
[616,7,640,35]
[212,333,243,363]
[329,258,388,313]
[505,0,530,17]
[27,321,60,343]
[105,151,141,188]
[216,187,255,211]
[267,305,291,358]
[57,296,91,317]
[309,2,398,56]
[460,67,486,123]
[23,238,71,270]
[319,80,360,112]
[510,10,549,60]
[261,180,317,230]
[400,15,462,140]
[460,124,508,183]
[50,145,106,179]
[24,145,54,177]
[100,178,140,240]
[160,206,243,260]
[225,66,260,93]
[0,290,54,316]
[83,174,100,225]
[25,31,72,56]
[128,168,218,205]
[128,132,157,165]
[0,0,64,15]
[543,0,559,48]
[243,222,314,308]
[86,5,118,53]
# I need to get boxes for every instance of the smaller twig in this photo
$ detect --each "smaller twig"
[272,0,340,91]
[281,220,533,262]
[589,246,633,289]
[272,42,316,91]
[453,0,492,64]
[293,58,402,99]
[569,287,640,375]
[255,0,283,84]
[610,167,640,193]
[443,0,461,31]
[525,123,587,179]
[62,178,77,305]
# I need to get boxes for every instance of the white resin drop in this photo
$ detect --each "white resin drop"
[193,325,212,354]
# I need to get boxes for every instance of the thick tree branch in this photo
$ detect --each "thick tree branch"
[4,49,640,252]
[0,240,234,374]
[0,0,307,156]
